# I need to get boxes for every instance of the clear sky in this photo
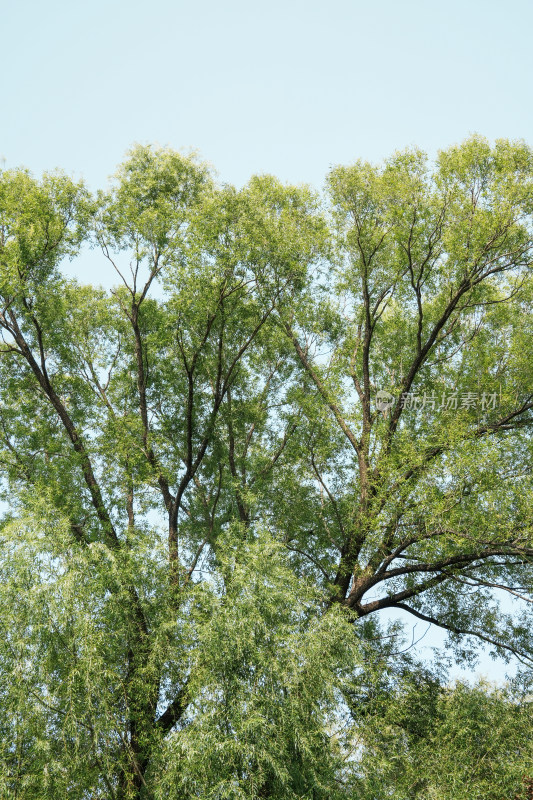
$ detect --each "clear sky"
[2,0,533,191]
[2,0,531,683]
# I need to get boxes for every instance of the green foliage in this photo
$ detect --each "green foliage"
[1,137,533,797]
[355,678,533,800]
[152,528,354,800]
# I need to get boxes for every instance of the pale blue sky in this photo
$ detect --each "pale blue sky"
[2,0,531,683]
[2,0,532,191]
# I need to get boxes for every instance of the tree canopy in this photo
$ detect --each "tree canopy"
[1,136,533,797]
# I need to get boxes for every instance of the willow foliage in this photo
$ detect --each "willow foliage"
[1,137,533,797]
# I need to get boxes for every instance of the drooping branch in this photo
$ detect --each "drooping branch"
[393,602,533,667]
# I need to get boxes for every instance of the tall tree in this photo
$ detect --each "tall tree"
[0,148,329,797]
[0,136,533,797]
[278,136,533,663]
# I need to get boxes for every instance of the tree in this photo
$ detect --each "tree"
[0,136,533,797]
[282,136,533,657]
[352,673,533,800]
